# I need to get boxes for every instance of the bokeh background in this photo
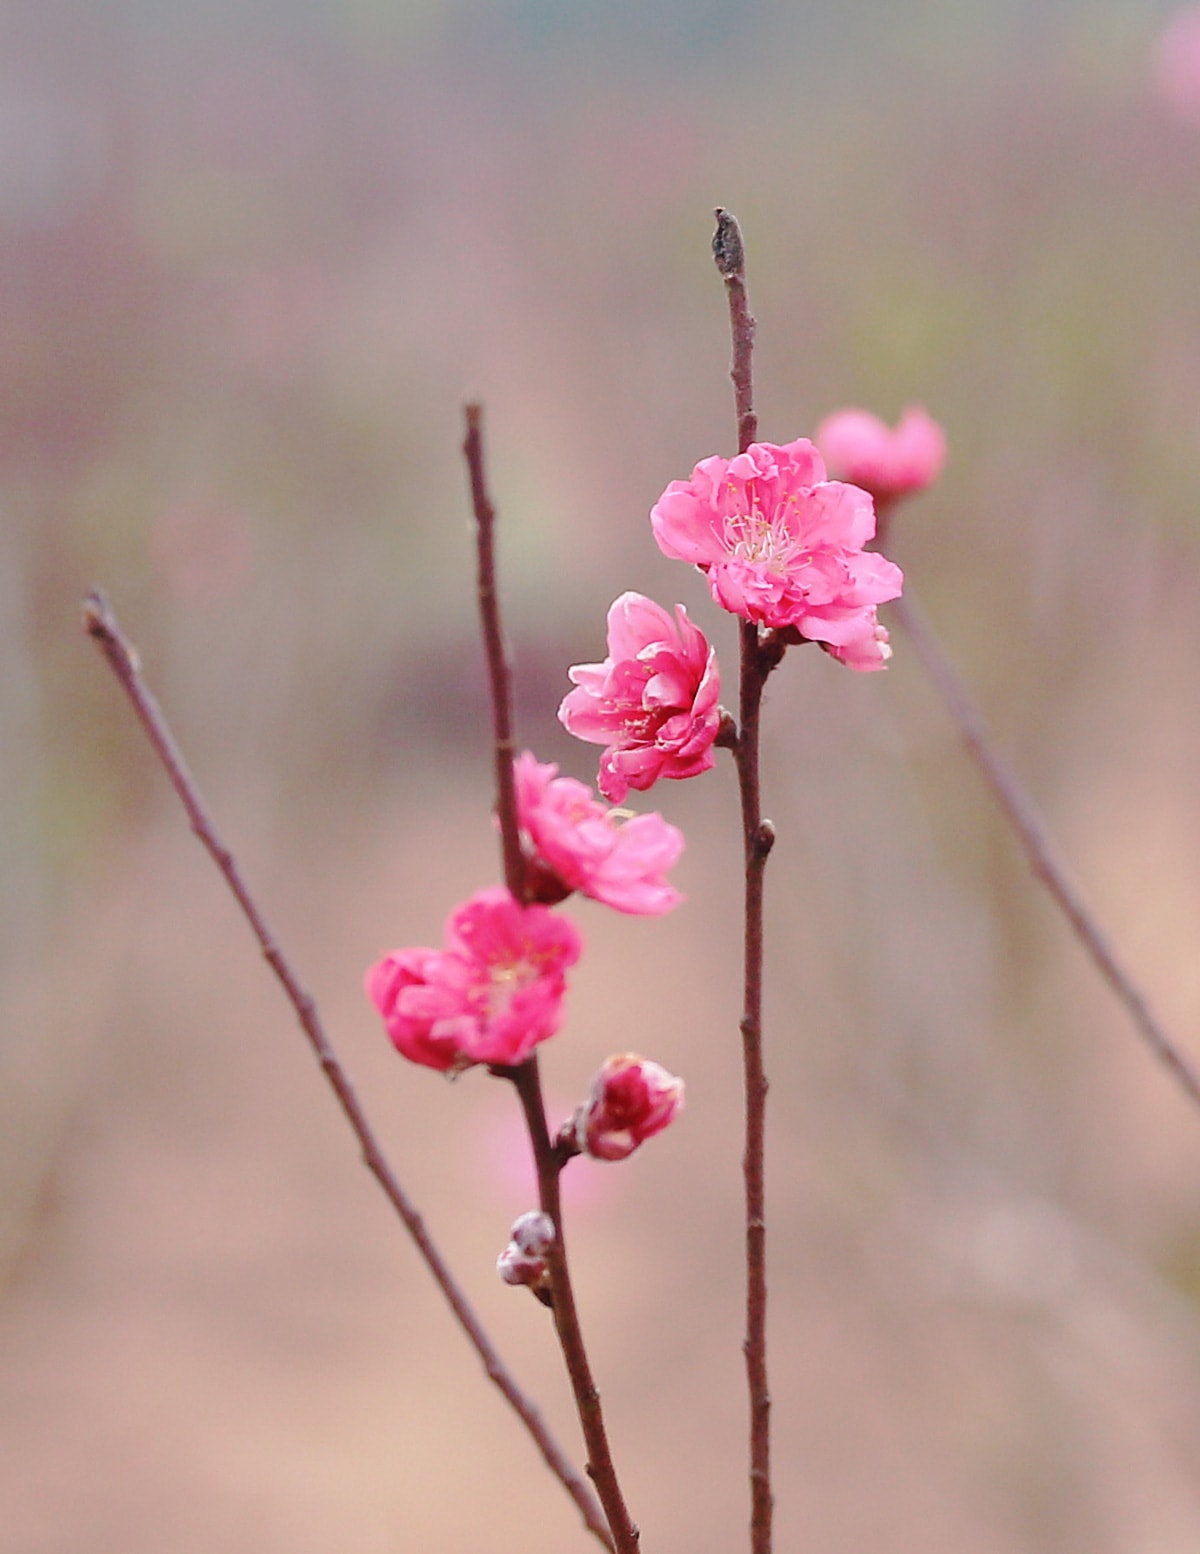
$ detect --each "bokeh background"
[5,1,1200,1550]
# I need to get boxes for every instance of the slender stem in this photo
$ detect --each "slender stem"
[464,402,524,902]
[713,207,758,454]
[714,206,774,1554]
[513,1063,642,1554]
[889,583,1200,1112]
[81,590,613,1554]
[463,403,640,1554]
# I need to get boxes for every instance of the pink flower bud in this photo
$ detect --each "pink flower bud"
[497,1244,546,1287]
[814,406,946,508]
[510,1209,555,1256]
[575,1053,685,1162]
[497,1210,556,1297]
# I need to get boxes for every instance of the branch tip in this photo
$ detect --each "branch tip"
[712,207,745,278]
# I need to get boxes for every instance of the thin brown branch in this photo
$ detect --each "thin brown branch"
[714,206,774,1554]
[464,402,525,902]
[81,589,613,1553]
[462,404,639,1554]
[890,585,1200,1112]
[513,1062,641,1554]
[714,208,758,456]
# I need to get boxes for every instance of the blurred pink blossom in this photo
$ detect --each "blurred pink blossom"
[1153,8,1200,126]
[365,887,581,1072]
[815,406,946,507]
[515,751,683,916]
[558,590,720,803]
[572,1053,685,1162]
[650,439,903,671]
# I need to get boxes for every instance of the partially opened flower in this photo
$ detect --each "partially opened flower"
[365,887,581,1072]
[515,752,683,916]
[572,1053,685,1162]
[650,438,903,670]
[558,591,720,803]
[815,406,946,508]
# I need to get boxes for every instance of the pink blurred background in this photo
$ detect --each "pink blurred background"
[4,3,1200,1550]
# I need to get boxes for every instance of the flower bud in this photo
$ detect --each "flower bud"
[575,1053,685,1162]
[497,1211,556,1299]
[510,1210,555,1257]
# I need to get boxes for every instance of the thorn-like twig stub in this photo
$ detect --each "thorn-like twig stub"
[715,709,740,749]
[712,207,745,278]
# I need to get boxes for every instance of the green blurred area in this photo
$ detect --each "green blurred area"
[5,3,1200,1551]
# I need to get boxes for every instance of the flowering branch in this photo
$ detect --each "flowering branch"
[890,583,1200,1111]
[80,588,614,1553]
[463,406,641,1554]
[713,207,776,1554]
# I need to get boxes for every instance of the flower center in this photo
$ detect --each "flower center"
[725,499,804,573]
[483,956,534,1020]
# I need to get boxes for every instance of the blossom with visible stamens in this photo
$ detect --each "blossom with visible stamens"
[558,591,720,803]
[365,887,581,1072]
[515,751,683,916]
[650,438,903,670]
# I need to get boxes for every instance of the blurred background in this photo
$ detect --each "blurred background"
[4,1,1200,1549]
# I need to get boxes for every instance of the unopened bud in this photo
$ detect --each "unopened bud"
[497,1210,556,1299]
[575,1053,685,1163]
[510,1210,555,1257]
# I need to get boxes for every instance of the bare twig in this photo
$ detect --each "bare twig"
[714,206,774,1554]
[82,589,613,1553]
[463,405,640,1554]
[464,403,524,903]
[890,584,1200,1111]
[714,208,758,456]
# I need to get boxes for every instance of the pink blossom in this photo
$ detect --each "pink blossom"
[815,406,946,507]
[515,752,683,916]
[650,439,903,670]
[558,590,721,803]
[1153,8,1200,126]
[573,1053,685,1162]
[365,887,581,1073]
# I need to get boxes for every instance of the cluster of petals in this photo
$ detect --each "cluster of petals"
[365,887,581,1073]
[650,438,904,671]
[558,591,721,803]
[572,1053,685,1162]
[515,752,683,916]
[814,406,946,508]
[497,1209,556,1295]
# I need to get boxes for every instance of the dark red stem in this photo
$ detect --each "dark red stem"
[715,206,774,1554]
